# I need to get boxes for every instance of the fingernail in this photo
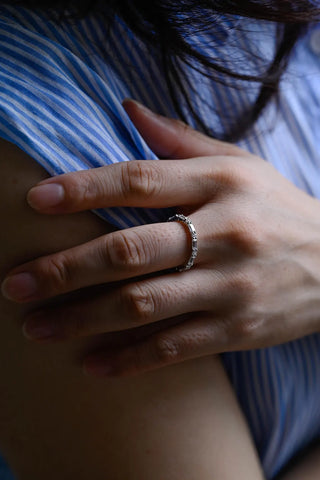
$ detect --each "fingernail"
[123,98,158,118]
[1,273,38,302]
[23,315,57,340]
[27,183,65,210]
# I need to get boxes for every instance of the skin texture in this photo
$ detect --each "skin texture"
[0,137,267,479]
[0,111,319,480]
[4,100,320,378]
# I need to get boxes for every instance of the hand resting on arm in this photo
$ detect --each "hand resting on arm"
[0,136,265,480]
[5,100,320,379]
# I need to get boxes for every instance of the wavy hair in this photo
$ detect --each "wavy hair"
[4,1,320,140]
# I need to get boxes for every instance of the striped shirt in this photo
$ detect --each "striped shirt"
[0,5,320,479]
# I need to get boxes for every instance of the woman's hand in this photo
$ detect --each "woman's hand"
[2,99,320,377]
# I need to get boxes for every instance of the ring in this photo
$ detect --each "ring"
[167,214,198,272]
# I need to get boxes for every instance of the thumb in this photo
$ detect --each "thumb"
[122,98,244,159]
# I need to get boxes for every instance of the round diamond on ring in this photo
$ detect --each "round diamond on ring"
[167,214,198,272]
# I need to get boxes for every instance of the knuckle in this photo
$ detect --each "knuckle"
[237,165,257,189]
[215,161,256,192]
[106,232,146,270]
[227,268,258,301]
[39,254,72,292]
[66,172,105,206]
[227,214,264,255]
[234,314,264,342]
[152,335,181,364]
[121,285,156,325]
[122,161,162,200]
[64,174,90,205]
[217,165,240,189]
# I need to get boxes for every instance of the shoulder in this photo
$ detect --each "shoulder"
[0,138,114,277]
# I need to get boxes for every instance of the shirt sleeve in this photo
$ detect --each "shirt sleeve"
[0,10,172,228]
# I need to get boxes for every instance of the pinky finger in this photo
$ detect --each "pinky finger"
[83,314,230,377]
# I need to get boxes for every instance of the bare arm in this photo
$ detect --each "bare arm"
[0,138,264,480]
[277,443,320,480]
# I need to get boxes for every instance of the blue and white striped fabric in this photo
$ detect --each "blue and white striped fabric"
[0,5,320,479]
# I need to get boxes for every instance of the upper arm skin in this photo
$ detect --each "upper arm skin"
[0,139,264,480]
[277,443,320,480]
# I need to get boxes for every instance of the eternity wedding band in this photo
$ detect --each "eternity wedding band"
[167,214,198,272]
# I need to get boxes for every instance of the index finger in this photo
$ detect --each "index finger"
[26,102,251,214]
[26,156,234,214]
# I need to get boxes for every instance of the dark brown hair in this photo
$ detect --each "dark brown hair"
[4,1,320,140]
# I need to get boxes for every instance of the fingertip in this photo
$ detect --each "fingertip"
[122,98,158,120]
[122,97,137,108]
[27,183,65,211]
[1,273,39,303]
[122,100,181,158]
